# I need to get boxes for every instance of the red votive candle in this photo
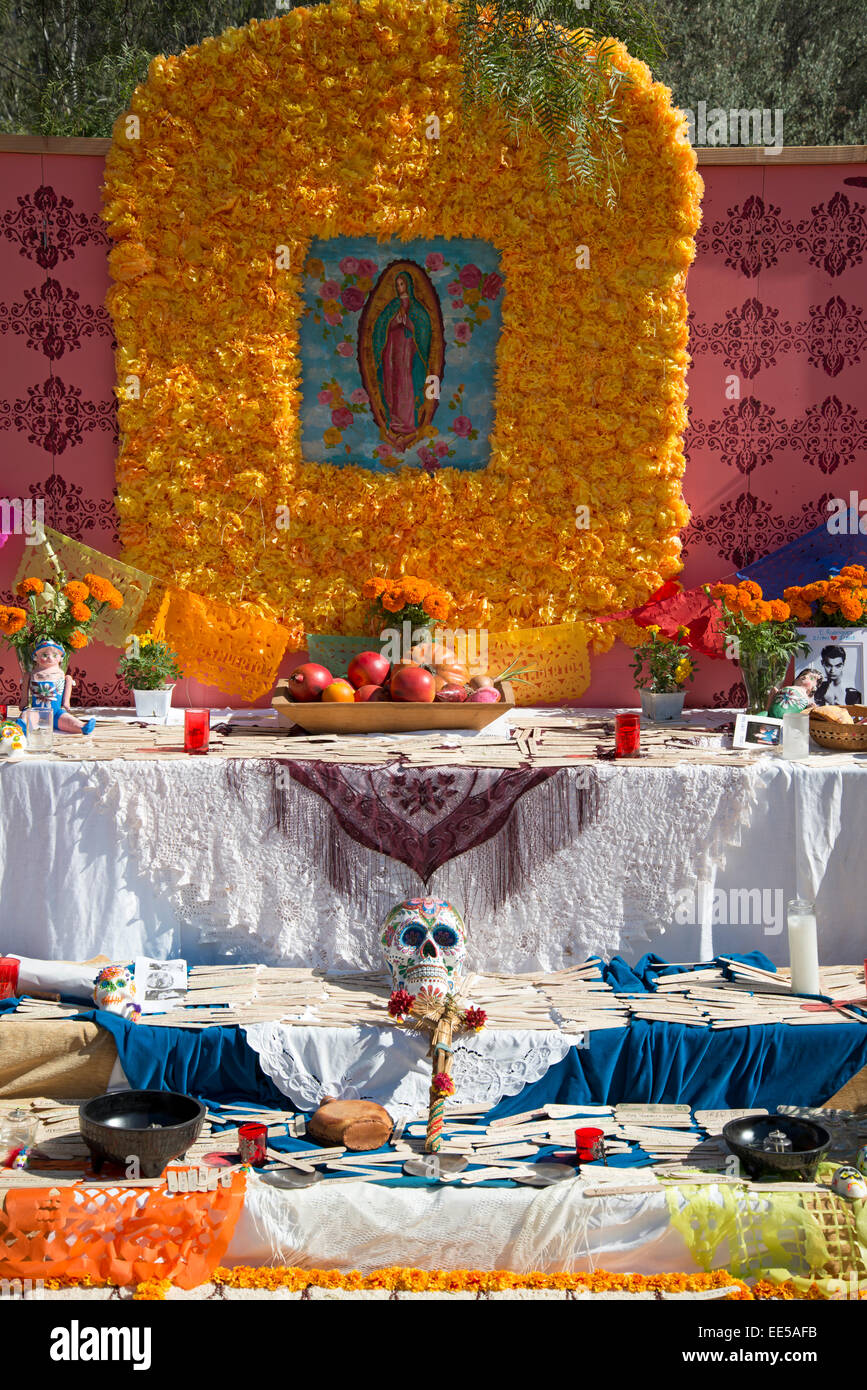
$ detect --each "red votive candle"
[184,708,210,753]
[0,704,7,720]
[0,957,20,1000]
[575,1126,605,1161]
[238,1122,268,1166]
[615,712,641,758]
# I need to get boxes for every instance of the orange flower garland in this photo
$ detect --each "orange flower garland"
[103,0,701,654]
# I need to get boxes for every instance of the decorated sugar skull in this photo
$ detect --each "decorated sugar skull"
[830,1165,867,1201]
[381,897,466,998]
[0,720,27,759]
[93,964,140,1021]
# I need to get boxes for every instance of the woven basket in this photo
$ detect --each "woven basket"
[810,705,867,751]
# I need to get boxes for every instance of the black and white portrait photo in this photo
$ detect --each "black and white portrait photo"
[796,629,865,707]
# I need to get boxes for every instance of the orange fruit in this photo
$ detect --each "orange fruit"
[321,680,356,703]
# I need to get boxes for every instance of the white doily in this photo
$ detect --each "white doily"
[243,1023,580,1120]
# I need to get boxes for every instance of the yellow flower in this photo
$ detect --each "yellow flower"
[103,0,700,673]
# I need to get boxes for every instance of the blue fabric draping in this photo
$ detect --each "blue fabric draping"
[736,513,867,592]
[0,951,855,1127]
[76,1009,285,1107]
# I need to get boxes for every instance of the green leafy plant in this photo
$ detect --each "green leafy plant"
[117,634,183,691]
[456,0,666,203]
[630,624,695,692]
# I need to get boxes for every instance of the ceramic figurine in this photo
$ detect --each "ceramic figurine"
[855,1146,867,1178]
[830,1165,867,1201]
[23,640,95,735]
[767,669,821,720]
[381,896,466,998]
[93,964,140,1021]
[0,719,28,761]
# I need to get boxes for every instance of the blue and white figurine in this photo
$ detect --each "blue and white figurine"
[23,640,95,735]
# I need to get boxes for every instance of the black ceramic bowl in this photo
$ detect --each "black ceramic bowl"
[722,1114,830,1181]
[79,1090,205,1179]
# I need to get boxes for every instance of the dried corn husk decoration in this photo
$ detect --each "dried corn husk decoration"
[388,988,486,1152]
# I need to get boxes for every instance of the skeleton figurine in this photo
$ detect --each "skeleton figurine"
[380,897,466,999]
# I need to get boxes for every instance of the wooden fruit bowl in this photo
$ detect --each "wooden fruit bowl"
[809,705,867,751]
[273,681,515,734]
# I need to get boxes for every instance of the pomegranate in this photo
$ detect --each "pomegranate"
[435,683,468,703]
[354,684,389,702]
[390,664,436,702]
[466,687,501,703]
[347,651,391,689]
[322,679,356,703]
[286,663,334,702]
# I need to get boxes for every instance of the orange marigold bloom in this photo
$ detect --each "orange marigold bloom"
[840,598,863,621]
[84,573,123,608]
[742,599,772,624]
[380,589,404,613]
[0,605,27,635]
[63,580,90,602]
[69,629,88,650]
[768,600,790,622]
[362,576,388,600]
[738,580,763,600]
[16,577,44,597]
[710,583,737,603]
[71,601,92,623]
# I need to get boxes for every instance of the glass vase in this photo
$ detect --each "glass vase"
[739,649,790,715]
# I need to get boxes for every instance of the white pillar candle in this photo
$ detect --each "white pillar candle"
[787,898,821,995]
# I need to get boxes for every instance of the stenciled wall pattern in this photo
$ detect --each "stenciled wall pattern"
[1,151,865,707]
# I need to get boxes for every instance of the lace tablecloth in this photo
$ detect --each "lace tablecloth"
[242,1023,579,1121]
[0,740,865,969]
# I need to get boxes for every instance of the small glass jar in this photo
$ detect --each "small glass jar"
[782,709,810,760]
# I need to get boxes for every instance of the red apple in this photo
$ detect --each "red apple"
[286,663,334,702]
[390,664,436,702]
[354,684,389,702]
[347,650,391,689]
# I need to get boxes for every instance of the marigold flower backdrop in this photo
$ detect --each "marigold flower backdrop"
[101,0,700,690]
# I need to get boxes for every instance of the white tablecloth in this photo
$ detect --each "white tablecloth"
[1,712,865,969]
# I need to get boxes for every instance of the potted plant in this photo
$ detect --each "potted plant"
[706,581,809,714]
[118,634,183,720]
[630,625,695,720]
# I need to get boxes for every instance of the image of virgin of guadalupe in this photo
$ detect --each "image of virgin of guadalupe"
[358,260,445,456]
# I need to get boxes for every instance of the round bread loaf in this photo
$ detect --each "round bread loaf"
[308,1097,393,1151]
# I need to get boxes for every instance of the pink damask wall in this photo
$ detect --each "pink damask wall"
[1,150,866,708]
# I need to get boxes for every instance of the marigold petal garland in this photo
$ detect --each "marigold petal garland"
[103,0,701,659]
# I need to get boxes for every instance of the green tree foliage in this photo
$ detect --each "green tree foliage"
[0,0,298,136]
[657,0,866,146]
[455,1,665,203]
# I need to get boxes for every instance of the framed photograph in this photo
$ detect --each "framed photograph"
[133,958,187,1014]
[795,627,866,707]
[733,713,784,750]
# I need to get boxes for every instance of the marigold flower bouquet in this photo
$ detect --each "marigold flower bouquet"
[706,581,809,713]
[0,573,123,667]
[362,575,452,634]
[783,566,867,628]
